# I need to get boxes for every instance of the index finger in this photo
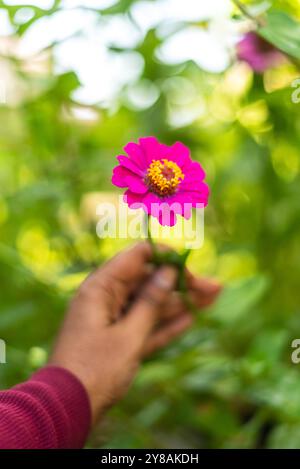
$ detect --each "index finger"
[87,242,152,289]
[102,242,152,282]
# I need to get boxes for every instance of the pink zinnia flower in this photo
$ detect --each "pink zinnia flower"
[237,32,284,73]
[112,136,209,226]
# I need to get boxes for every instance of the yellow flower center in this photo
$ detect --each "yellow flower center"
[146,159,184,197]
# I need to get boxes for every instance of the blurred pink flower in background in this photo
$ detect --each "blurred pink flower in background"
[237,32,285,73]
[112,136,209,226]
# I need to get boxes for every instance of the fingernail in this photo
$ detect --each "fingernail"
[153,266,177,290]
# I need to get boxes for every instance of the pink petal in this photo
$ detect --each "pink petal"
[158,209,177,227]
[124,142,148,170]
[123,190,177,226]
[126,174,148,194]
[123,190,144,209]
[112,166,130,188]
[139,136,169,164]
[186,185,210,207]
[165,141,192,169]
[141,192,180,225]
[112,166,148,194]
[141,192,161,214]
[185,161,206,180]
[124,191,161,215]
[180,176,209,193]
[144,193,185,226]
[237,32,284,73]
[117,155,144,176]
[166,192,193,219]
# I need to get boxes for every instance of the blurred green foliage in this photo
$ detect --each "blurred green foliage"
[1,0,300,449]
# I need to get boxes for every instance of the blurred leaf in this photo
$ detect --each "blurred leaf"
[259,10,300,60]
[0,303,35,330]
[267,424,300,449]
[210,276,270,325]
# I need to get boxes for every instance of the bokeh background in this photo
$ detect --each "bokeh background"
[1,0,300,448]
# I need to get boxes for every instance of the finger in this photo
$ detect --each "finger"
[143,314,193,357]
[120,265,178,341]
[186,272,222,308]
[157,275,222,319]
[160,292,187,320]
[92,242,152,286]
[185,270,222,295]
[77,243,152,321]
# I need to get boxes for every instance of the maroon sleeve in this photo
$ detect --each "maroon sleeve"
[0,366,91,449]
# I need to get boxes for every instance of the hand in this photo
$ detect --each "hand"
[49,243,221,424]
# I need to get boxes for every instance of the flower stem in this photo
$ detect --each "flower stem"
[177,249,198,314]
[146,214,158,260]
[145,215,198,314]
[232,0,265,28]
